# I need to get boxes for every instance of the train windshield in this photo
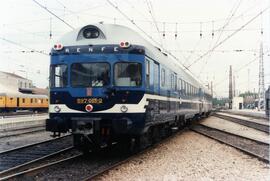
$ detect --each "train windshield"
[50,64,68,88]
[114,63,142,87]
[71,63,110,87]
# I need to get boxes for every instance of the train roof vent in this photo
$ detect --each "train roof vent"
[77,25,106,41]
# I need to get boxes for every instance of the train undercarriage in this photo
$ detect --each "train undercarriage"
[69,112,210,154]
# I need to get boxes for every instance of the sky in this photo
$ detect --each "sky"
[0,0,269,97]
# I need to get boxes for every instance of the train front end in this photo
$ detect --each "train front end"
[46,25,147,151]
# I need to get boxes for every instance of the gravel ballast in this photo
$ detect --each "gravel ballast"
[97,131,269,181]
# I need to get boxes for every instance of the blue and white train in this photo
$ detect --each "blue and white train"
[46,24,212,152]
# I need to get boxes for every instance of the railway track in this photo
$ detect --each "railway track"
[191,124,269,163]
[213,112,269,134]
[0,135,73,179]
[0,124,45,138]
[0,112,47,119]
[1,128,189,180]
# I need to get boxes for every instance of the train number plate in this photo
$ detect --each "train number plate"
[76,98,103,104]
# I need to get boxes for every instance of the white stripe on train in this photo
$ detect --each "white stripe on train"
[49,94,211,114]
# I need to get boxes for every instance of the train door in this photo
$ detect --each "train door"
[153,62,159,94]
[167,90,170,112]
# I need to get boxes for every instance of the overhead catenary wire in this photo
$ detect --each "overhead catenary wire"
[106,0,163,48]
[186,7,270,69]
[198,0,243,77]
[105,0,228,87]
[0,37,49,56]
[183,0,242,69]
[32,0,75,30]
[145,0,163,47]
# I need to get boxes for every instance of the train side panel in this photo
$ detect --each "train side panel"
[0,96,6,110]
[5,96,17,108]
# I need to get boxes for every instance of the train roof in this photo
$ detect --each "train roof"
[0,92,48,98]
[57,23,211,94]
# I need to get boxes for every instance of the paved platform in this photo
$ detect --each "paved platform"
[221,109,269,120]
[200,117,269,144]
[0,114,48,130]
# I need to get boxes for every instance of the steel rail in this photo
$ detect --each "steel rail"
[191,124,269,163]
[213,113,269,133]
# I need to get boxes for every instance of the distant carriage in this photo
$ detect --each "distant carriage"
[46,24,212,152]
[0,92,48,112]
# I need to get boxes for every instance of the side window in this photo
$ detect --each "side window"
[187,83,189,95]
[161,68,165,87]
[174,74,177,91]
[183,81,186,95]
[145,60,150,88]
[178,79,181,91]
[171,74,174,89]
[22,98,25,103]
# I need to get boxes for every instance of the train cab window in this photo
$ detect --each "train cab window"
[114,62,142,87]
[161,68,165,87]
[71,63,110,87]
[50,64,68,88]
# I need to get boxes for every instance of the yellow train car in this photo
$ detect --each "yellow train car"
[0,93,48,112]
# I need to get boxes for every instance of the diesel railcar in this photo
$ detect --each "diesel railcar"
[0,92,48,112]
[46,24,212,152]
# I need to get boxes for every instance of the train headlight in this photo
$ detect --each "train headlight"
[53,43,63,51]
[119,41,131,48]
[120,105,128,113]
[54,106,61,113]
[85,104,93,112]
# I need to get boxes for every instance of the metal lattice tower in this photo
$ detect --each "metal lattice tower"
[258,42,265,110]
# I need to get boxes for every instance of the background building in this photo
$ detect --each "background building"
[0,71,48,95]
[0,71,32,90]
